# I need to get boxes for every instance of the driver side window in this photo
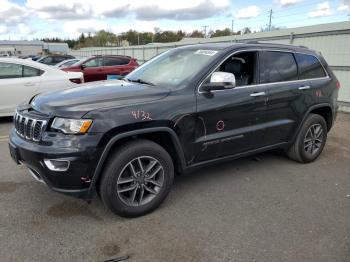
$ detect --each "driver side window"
[204,51,258,88]
[84,58,103,68]
[218,51,258,87]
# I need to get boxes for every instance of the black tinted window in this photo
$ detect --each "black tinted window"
[104,57,130,66]
[260,51,298,83]
[53,57,66,63]
[295,53,326,79]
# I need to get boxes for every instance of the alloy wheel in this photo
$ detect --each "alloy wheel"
[304,124,324,155]
[116,156,164,207]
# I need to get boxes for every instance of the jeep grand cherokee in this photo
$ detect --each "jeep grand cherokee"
[9,42,339,217]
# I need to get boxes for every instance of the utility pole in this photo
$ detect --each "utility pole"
[231,20,234,35]
[268,9,273,31]
[202,25,208,38]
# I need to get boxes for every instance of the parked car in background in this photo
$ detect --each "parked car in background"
[62,55,138,82]
[0,58,83,116]
[37,55,75,66]
[19,55,36,60]
[54,59,81,69]
[31,56,41,61]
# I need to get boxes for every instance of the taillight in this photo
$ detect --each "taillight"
[336,81,341,89]
[70,78,82,84]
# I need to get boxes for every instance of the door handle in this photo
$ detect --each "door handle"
[250,91,266,97]
[24,82,34,86]
[298,85,310,90]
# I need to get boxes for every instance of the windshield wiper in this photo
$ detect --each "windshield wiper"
[124,78,155,86]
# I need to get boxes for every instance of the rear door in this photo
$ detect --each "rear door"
[260,50,306,146]
[103,57,131,78]
[0,62,42,115]
[294,53,330,103]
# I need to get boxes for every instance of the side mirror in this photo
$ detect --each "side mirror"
[201,72,236,92]
[81,64,86,70]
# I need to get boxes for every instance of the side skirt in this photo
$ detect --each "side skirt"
[183,142,289,174]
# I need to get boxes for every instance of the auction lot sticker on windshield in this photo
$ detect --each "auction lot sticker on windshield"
[194,50,218,56]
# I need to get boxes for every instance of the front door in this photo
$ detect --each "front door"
[82,57,104,82]
[0,62,40,115]
[193,50,268,164]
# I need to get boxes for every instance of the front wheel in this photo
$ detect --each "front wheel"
[287,113,328,163]
[99,139,174,217]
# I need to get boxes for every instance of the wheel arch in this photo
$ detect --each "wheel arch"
[88,127,186,198]
[291,103,333,146]
[309,105,333,131]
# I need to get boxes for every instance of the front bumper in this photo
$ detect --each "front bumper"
[9,129,104,199]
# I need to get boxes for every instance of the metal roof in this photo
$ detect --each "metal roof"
[0,40,44,46]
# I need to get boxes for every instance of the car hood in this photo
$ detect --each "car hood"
[29,80,171,118]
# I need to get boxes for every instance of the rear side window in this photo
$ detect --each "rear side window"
[23,66,44,77]
[295,53,326,79]
[260,51,298,84]
[104,57,130,66]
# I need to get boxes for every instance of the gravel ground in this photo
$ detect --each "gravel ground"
[0,113,349,262]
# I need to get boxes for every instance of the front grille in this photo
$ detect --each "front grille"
[14,112,48,142]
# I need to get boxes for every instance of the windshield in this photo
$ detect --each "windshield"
[126,48,221,88]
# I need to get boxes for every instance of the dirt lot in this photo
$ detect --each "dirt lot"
[0,114,349,262]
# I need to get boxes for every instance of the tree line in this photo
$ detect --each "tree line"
[42,26,279,49]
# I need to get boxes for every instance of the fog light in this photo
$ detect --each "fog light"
[44,159,70,172]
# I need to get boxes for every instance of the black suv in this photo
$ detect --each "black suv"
[9,43,339,217]
[37,55,75,66]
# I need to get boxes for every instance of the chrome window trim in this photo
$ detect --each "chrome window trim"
[197,48,330,94]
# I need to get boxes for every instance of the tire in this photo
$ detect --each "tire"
[99,139,174,217]
[287,113,327,163]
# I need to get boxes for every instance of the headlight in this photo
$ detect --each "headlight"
[51,118,93,134]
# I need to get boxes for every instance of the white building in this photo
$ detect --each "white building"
[0,40,44,56]
[0,41,69,56]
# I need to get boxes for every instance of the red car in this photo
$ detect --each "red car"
[62,55,139,82]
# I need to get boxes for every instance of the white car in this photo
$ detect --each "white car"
[0,58,83,117]
[54,59,81,69]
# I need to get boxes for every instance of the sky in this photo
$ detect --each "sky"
[0,0,349,40]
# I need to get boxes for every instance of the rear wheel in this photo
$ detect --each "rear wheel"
[287,114,327,163]
[99,139,174,217]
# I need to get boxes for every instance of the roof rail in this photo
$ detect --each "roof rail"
[244,40,309,49]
